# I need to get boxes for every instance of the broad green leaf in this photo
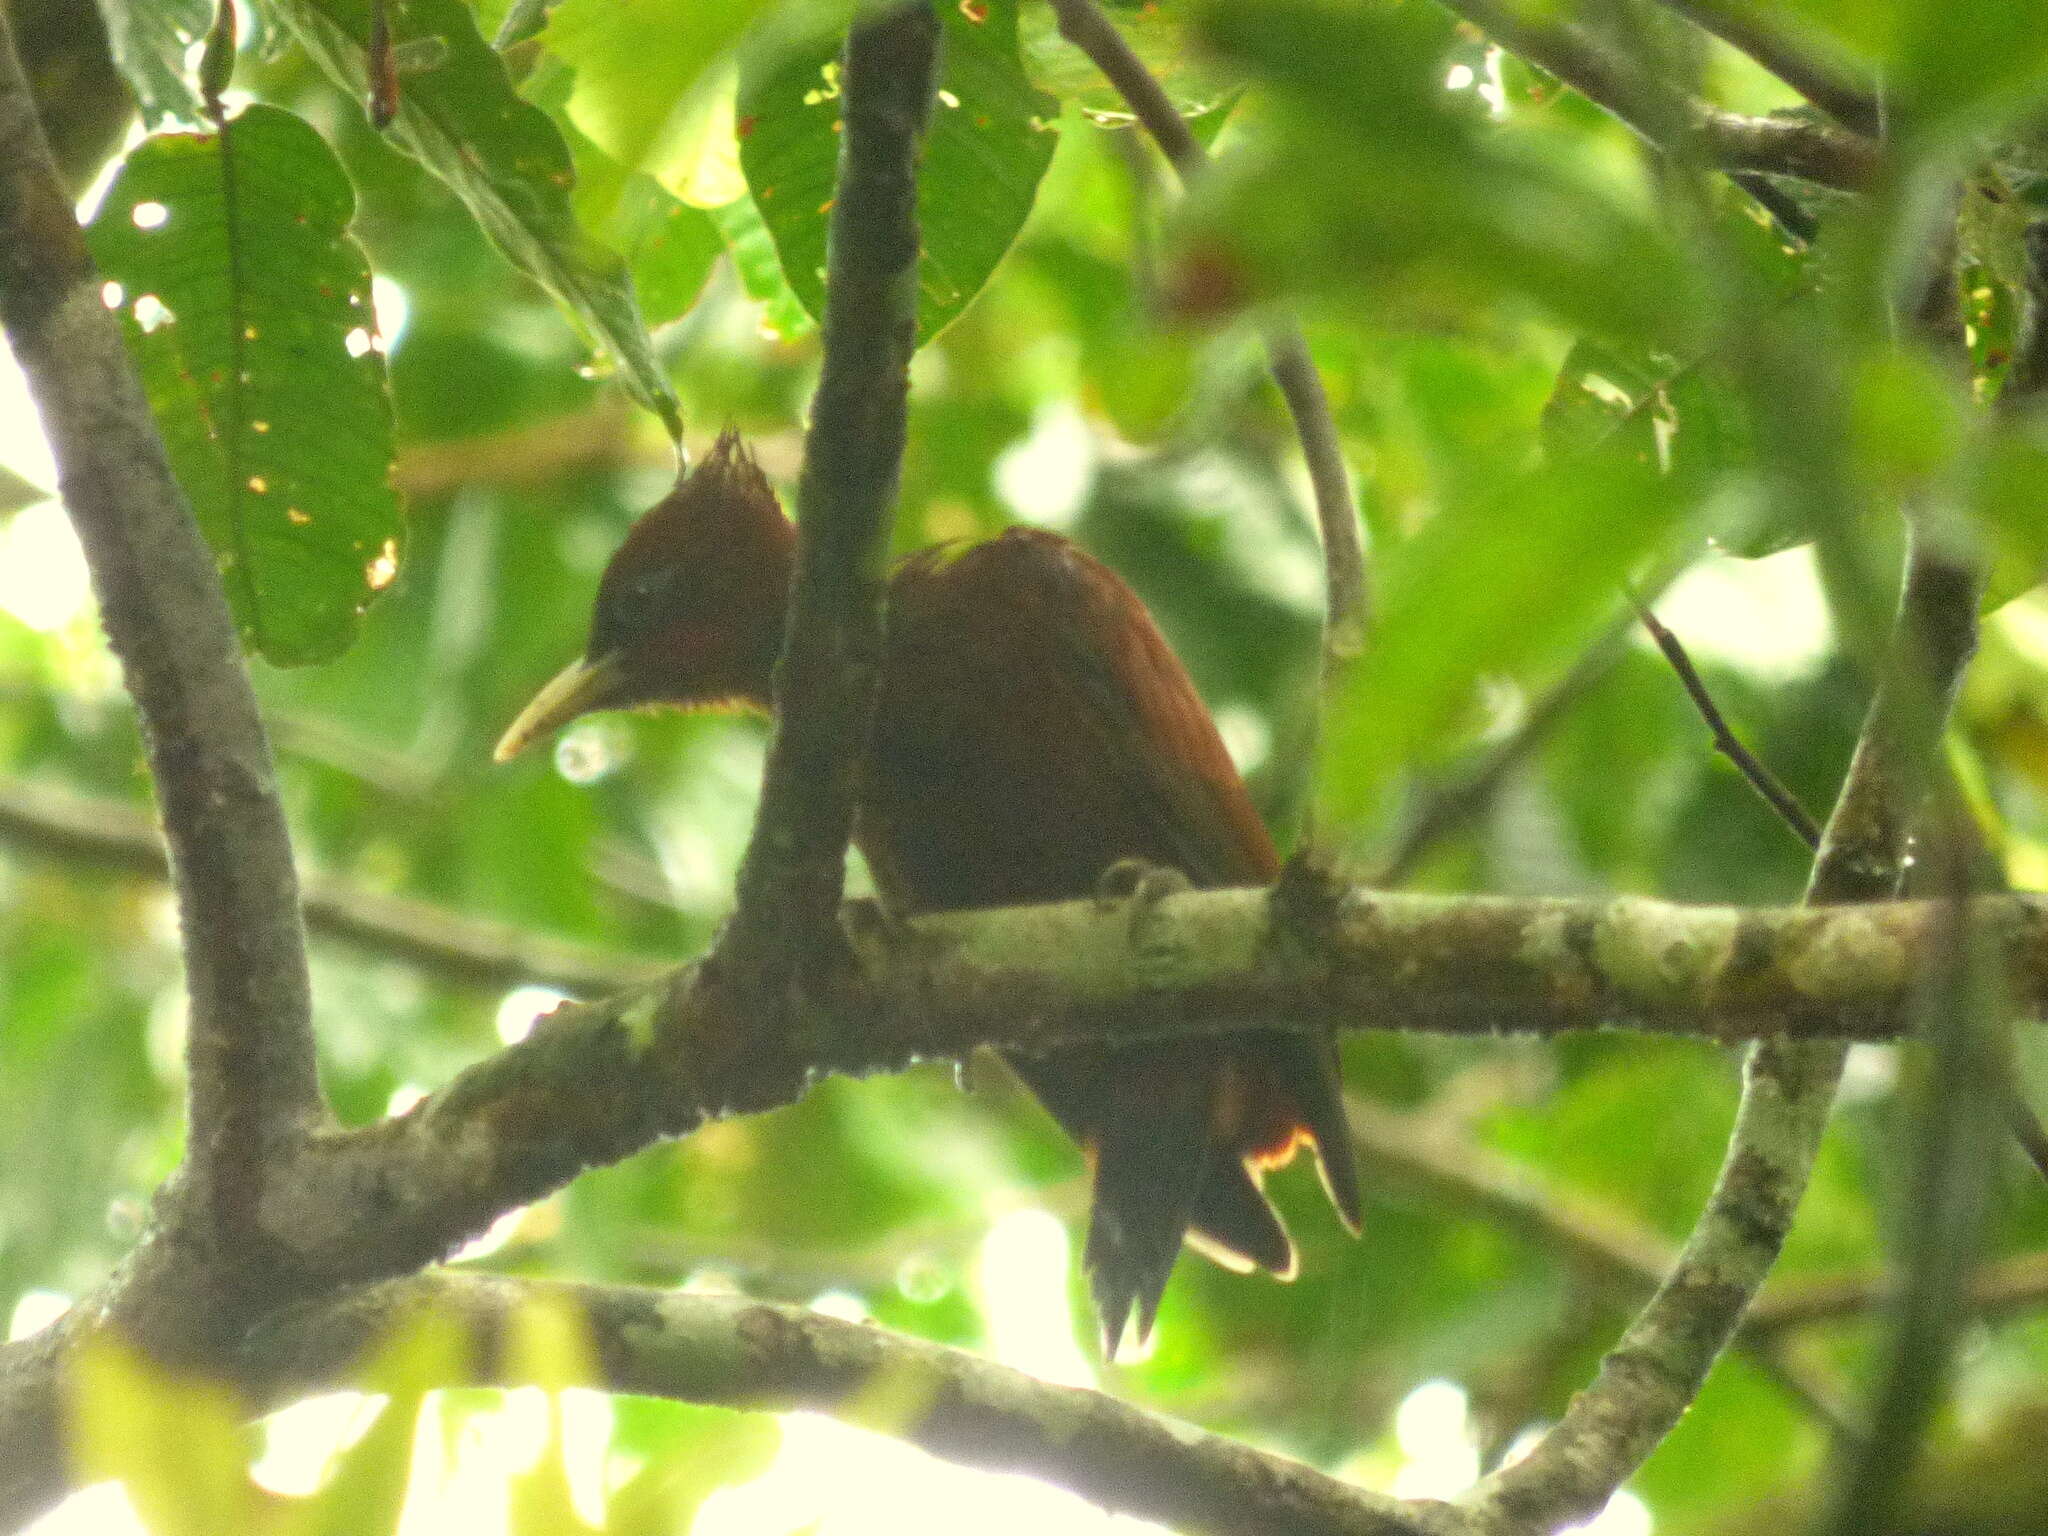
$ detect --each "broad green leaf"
[87,104,401,666]
[739,0,1059,344]
[1972,415,2048,609]
[94,0,212,125]
[1321,450,1692,825]
[69,1333,261,1536]
[540,0,772,177]
[260,0,683,438]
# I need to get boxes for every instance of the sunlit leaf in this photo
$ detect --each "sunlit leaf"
[87,104,401,666]
[69,1333,260,1536]
[602,1406,778,1536]
[739,0,1059,344]
[95,0,212,126]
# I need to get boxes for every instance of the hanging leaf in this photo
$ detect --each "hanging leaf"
[260,0,683,438]
[87,104,402,667]
[96,0,213,126]
[739,0,1058,344]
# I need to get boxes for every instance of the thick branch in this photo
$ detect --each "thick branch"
[1438,0,1881,190]
[252,882,2048,1286]
[1047,0,1367,680]
[250,1272,1453,1536]
[0,13,320,1216]
[721,3,936,995]
[0,776,661,996]
[1649,0,1882,135]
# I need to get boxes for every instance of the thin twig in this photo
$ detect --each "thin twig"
[1046,0,1368,690]
[0,777,663,996]
[1630,592,1824,850]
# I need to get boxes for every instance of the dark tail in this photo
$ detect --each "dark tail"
[1007,1030,1359,1357]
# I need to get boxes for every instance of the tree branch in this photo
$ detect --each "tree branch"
[720,2,936,1003]
[0,776,663,996]
[1647,0,1882,135]
[1045,0,1369,685]
[1462,525,1977,1531]
[0,5,321,1235]
[247,1272,1455,1536]
[1438,0,1882,191]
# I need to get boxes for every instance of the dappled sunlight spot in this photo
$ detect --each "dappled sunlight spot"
[131,294,173,333]
[1567,1487,1654,1536]
[450,1205,530,1266]
[1652,544,1830,680]
[252,1391,384,1496]
[554,718,628,785]
[1839,1041,1897,1103]
[698,1410,1154,1536]
[495,984,572,1046]
[1389,1378,1478,1499]
[20,1481,146,1536]
[386,1082,430,1117]
[7,1289,70,1343]
[366,538,400,590]
[371,274,412,350]
[0,338,57,490]
[145,984,189,1089]
[994,403,1092,530]
[0,500,93,633]
[129,201,168,231]
[1214,703,1272,777]
[1445,63,1476,90]
[811,1289,870,1323]
[976,1207,1095,1387]
[99,280,124,309]
[345,327,376,359]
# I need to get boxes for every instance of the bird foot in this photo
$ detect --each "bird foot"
[1095,857,1193,988]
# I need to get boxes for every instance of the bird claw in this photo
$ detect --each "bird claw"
[1095,857,1193,988]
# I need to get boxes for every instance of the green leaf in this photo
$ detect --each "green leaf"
[739,0,1059,344]
[1019,0,1237,120]
[97,0,213,125]
[1321,450,1693,826]
[87,104,402,666]
[69,1333,261,1536]
[540,0,773,176]
[261,0,683,438]
[709,192,815,341]
[602,1407,779,1536]
[303,1396,420,1536]
[1185,0,1701,353]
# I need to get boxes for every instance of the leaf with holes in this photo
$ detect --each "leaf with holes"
[262,0,683,438]
[87,104,401,667]
[739,0,1058,345]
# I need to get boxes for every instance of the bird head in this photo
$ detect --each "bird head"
[494,431,797,763]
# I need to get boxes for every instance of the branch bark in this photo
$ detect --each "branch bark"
[720,1,936,1003]
[0,5,323,1214]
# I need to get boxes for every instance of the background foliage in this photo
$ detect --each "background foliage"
[7,0,2048,1530]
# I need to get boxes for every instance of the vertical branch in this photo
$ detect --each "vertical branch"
[1463,526,1979,1532]
[720,4,938,991]
[1046,0,1369,691]
[0,11,321,1223]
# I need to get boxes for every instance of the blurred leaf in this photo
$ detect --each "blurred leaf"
[603,1406,778,1536]
[86,104,401,666]
[96,0,211,125]
[1322,450,1693,826]
[262,0,684,437]
[739,0,1058,343]
[1974,413,2048,609]
[708,192,815,340]
[302,1396,419,1536]
[1019,0,1237,119]
[0,465,48,516]
[69,1332,261,1536]
[1185,0,1701,351]
[540,0,772,175]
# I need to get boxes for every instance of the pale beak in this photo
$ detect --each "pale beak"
[493,652,625,763]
